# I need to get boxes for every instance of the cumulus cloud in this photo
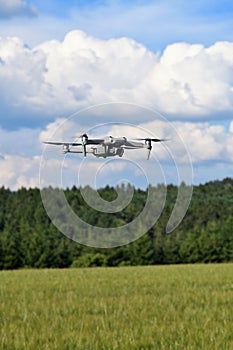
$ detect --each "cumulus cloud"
[230,121,233,133]
[39,116,233,165]
[172,122,233,163]
[39,118,70,143]
[0,116,232,190]
[0,154,40,190]
[0,0,37,19]
[0,30,232,189]
[0,30,233,130]
[102,120,233,165]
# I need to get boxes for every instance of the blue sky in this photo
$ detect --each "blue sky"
[0,0,232,189]
[1,0,233,50]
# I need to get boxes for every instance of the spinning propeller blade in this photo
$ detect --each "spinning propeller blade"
[135,138,168,142]
[134,137,168,160]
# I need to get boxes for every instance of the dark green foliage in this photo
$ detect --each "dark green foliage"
[0,178,232,269]
[71,253,107,267]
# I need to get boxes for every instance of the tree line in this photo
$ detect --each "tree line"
[0,178,232,269]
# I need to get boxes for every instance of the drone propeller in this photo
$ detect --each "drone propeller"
[134,137,168,160]
[135,138,168,142]
[80,133,88,157]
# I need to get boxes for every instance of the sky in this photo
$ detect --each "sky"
[0,0,233,190]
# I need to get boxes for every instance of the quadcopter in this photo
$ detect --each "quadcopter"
[43,134,167,160]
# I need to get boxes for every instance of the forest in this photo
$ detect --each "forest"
[0,178,232,269]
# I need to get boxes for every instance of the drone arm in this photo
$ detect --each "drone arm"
[43,141,82,146]
[86,139,105,145]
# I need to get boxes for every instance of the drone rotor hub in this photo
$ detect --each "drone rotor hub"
[62,144,69,153]
[145,139,152,149]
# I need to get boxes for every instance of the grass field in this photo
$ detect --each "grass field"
[0,264,232,350]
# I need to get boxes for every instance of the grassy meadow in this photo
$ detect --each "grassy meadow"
[0,264,232,350]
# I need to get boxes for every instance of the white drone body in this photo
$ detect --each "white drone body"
[44,134,167,160]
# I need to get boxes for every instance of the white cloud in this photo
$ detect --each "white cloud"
[0,117,232,190]
[0,36,55,129]
[39,118,74,143]
[0,31,233,130]
[0,154,40,190]
[172,122,233,163]
[106,120,233,164]
[139,41,233,116]
[230,121,233,133]
[0,29,232,189]
[0,0,37,18]
[39,116,233,165]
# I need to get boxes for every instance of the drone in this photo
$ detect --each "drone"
[43,134,167,160]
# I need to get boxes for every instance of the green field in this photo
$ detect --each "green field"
[0,264,232,350]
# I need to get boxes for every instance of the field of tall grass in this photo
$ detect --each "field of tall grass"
[0,264,232,349]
